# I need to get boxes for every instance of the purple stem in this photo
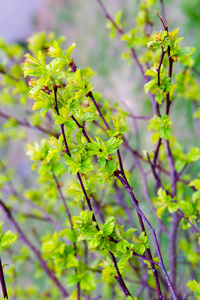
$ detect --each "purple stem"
[160,0,167,25]
[0,257,8,299]
[113,174,177,299]
[53,174,73,228]
[0,200,68,298]
[53,86,131,298]
[109,252,131,297]
[96,0,145,76]
[86,92,164,299]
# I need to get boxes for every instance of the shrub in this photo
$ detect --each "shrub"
[0,1,200,299]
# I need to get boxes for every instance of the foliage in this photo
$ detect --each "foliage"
[0,1,200,300]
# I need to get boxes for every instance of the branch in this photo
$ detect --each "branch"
[0,257,8,299]
[86,92,164,299]
[163,139,179,290]
[53,174,73,229]
[96,0,124,35]
[53,85,132,298]
[157,49,166,87]
[96,0,145,76]
[4,179,63,232]
[109,252,131,297]
[123,138,169,237]
[0,200,68,298]
[147,153,163,190]
[154,10,168,31]
[113,174,177,299]
[160,0,167,25]
[133,252,160,267]
[0,110,58,138]
[179,210,200,234]
[71,116,91,143]
[192,101,200,141]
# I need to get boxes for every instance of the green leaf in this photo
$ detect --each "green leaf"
[144,78,157,93]
[187,280,200,297]
[177,47,194,59]
[189,179,200,191]
[37,51,46,66]
[98,157,106,167]
[187,148,200,163]
[123,228,137,239]
[81,112,95,122]
[105,137,122,155]
[32,101,45,110]
[103,217,116,236]
[80,273,96,291]
[66,274,79,287]
[105,160,117,174]
[0,230,18,251]
[59,229,77,243]
[116,240,130,253]
[117,256,130,273]
[145,68,158,77]
[89,231,103,248]
[133,232,149,255]
[46,149,59,161]
[149,115,172,140]
[86,136,122,158]
[102,265,116,283]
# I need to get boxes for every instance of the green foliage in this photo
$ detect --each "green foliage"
[0,228,18,252]
[187,280,200,299]
[155,188,178,218]
[148,115,172,142]
[0,2,200,299]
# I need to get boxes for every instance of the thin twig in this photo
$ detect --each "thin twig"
[96,0,145,76]
[0,257,8,299]
[157,49,166,87]
[96,0,124,35]
[86,92,164,299]
[53,174,73,228]
[113,174,177,299]
[123,138,169,237]
[53,85,132,298]
[160,0,167,25]
[0,110,57,138]
[147,153,163,190]
[0,200,68,298]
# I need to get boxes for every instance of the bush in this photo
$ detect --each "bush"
[0,1,200,299]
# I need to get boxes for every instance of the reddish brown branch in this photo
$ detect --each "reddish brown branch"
[0,200,68,298]
[0,257,8,299]
[53,86,131,298]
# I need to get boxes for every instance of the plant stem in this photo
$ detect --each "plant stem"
[53,85,132,298]
[160,0,167,25]
[109,252,131,297]
[0,200,68,298]
[0,110,56,137]
[96,0,145,76]
[157,49,166,86]
[147,153,163,190]
[53,174,73,228]
[86,91,164,299]
[113,175,177,299]
[0,257,8,299]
